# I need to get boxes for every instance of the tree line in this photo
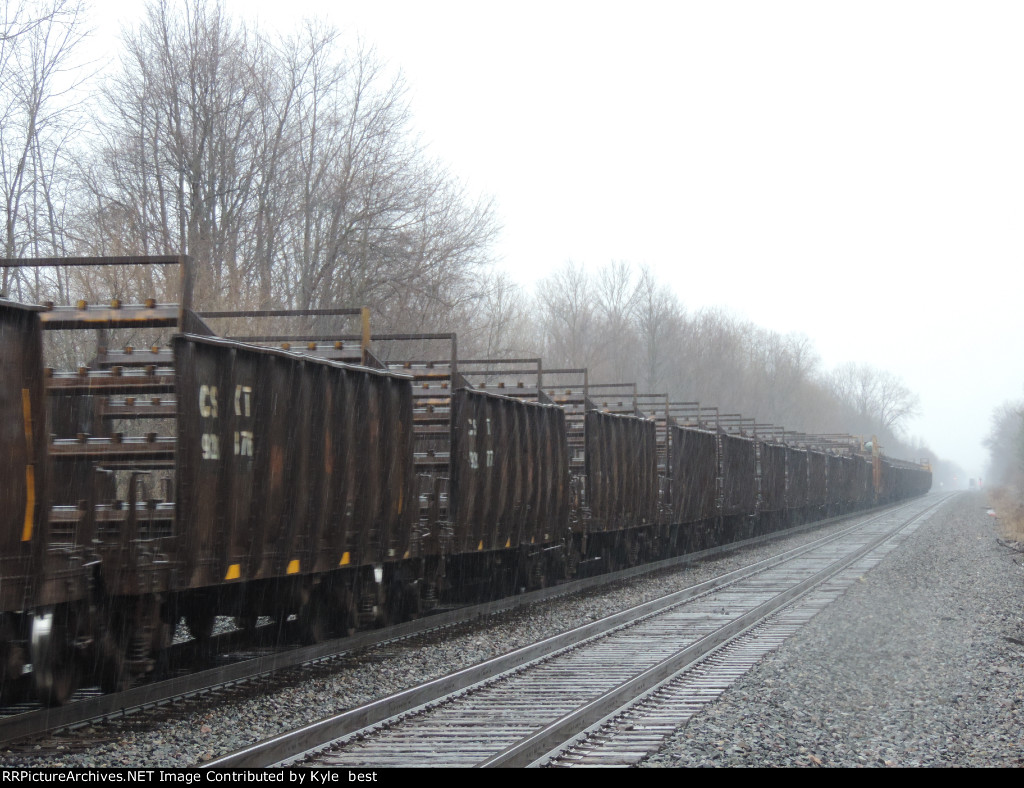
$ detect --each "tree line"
[467,260,928,462]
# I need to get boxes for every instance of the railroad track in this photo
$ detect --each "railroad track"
[0,504,879,748]
[207,494,949,768]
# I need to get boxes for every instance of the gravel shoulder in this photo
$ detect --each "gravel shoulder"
[644,491,1024,768]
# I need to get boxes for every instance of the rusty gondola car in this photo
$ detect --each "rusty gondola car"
[446,386,570,595]
[174,334,418,641]
[581,409,660,566]
[665,423,719,552]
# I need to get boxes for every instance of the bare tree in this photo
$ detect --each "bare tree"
[535,261,598,369]
[630,265,683,392]
[79,0,272,305]
[742,330,821,427]
[0,0,87,299]
[457,270,537,359]
[676,307,749,410]
[874,370,920,433]
[828,362,919,437]
[587,260,636,381]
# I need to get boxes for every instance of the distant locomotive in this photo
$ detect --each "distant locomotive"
[0,256,932,704]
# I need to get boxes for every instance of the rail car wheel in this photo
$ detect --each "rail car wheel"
[298,593,331,645]
[95,600,130,693]
[333,587,359,638]
[651,529,670,561]
[624,532,642,567]
[526,554,547,591]
[185,609,215,641]
[358,598,383,629]
[420,580,440,614]
[0,616,26,702]
[234,614,260,641]
[390,580,422,623]
[563,542,582,580]
[185,607,216,661]
[30,607,79,707]
[405,583,423,620]
[97,597,166,693]
[358,577,390,629]
[599,545,617,574]
[96,628,128,694]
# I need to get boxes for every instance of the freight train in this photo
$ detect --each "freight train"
[0,256,931,705]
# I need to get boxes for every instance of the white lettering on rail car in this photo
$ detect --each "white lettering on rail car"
[201,432,220,460]
[234,384,252,417]
[235,430,254,457]
[199,384,219,418]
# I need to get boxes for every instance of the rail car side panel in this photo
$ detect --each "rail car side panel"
[852,458,872,508]
[721,434,756,516]
[877,460,894,503]
[808,451,827,511]
[322,367,415,567]
[175,339,247,587]
[450,389,568,553]
[759,443,787,515]
[667,426,718,524]
[825,455,843,508]
[786,448,809,511]
[845,457,861,507]
[314,369,362,568]
[584,411,658,532]
[0,301,47,611]
[532,400,569,545]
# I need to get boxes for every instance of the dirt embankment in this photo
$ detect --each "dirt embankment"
[988,483,1024,546]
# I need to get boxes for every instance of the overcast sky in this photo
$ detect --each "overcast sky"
[93,0,1024,479]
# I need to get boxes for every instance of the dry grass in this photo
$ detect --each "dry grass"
[988,484,1024,542]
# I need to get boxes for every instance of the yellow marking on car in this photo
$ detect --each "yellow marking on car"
[21,465,34,542]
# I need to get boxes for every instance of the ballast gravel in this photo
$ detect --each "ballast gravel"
[643,491,1024,768]
[5,492,1019,768]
